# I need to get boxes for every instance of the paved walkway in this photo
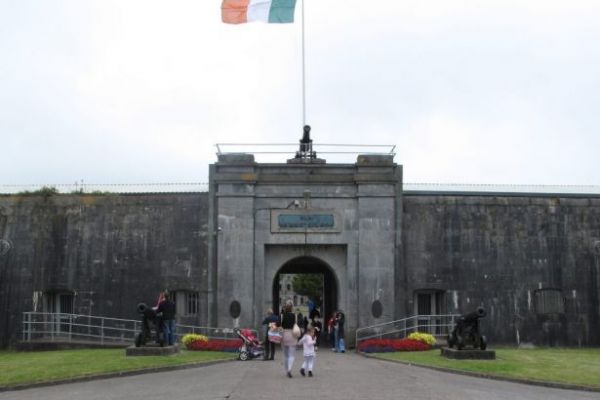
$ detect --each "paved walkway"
[1,349,598,400]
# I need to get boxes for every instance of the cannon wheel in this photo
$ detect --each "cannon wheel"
[135,332,144,348]
[239,350,249,361]
[457,337,465,350]
[447,334,455,349]
[480,335,487,351]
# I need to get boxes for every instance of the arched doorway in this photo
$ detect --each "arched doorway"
[272,256,338,329]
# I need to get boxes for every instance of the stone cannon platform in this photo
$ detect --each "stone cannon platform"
[441,347,496,360]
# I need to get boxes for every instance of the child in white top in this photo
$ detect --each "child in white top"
[298,326,317,377]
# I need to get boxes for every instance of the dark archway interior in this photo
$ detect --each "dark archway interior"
[272,256,338,328]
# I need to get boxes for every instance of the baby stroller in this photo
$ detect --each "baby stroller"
[234,328,264,361]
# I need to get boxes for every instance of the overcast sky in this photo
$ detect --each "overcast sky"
[1,0,599,187]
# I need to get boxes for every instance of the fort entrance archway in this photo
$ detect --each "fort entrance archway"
[272,256,338,324]
[211,153,398,345]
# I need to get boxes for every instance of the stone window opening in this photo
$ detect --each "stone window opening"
[174,291,200,316]
[413,289,446,335]
[534,289,564,315]
[45,291,74,315]
[44,291,75,335]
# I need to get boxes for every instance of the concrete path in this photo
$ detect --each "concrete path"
[1,349,598,400]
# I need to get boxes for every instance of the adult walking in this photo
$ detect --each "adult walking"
[281,300,298,378]
[261,308,278,360]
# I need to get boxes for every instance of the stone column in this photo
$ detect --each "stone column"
[355,155,398,328]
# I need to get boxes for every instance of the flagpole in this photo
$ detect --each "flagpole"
[301,0,306,127]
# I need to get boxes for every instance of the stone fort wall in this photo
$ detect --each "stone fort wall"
[1,191,599,347]
[0,193,209,348]
[403,194,600,346]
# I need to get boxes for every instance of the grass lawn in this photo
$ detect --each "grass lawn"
[374,348,600,389]
[0,349,235,388]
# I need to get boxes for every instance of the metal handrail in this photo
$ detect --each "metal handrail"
[21,312,256,345]
[4,182,599,195]
[0,182,209,194]
[355,314,460,352]
[215,143,396,156]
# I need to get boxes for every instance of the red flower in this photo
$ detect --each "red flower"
[358,338,430,353]
[186,338,242,352]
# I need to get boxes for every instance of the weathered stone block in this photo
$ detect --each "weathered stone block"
[356,155,394,166]
[217,153,255,164]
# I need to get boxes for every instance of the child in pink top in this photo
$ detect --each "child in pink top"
[298,326,317,377]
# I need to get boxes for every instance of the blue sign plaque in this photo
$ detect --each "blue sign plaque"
[278,214,335,229]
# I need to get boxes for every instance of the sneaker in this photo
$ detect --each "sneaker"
[300,368,305,376]
[287,372,292,378]
[308,371,313,377]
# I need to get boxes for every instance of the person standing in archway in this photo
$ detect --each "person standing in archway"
[327,312,336,351]
[335,311,346,353]
[280,300,298,378]
[309,306,322,347]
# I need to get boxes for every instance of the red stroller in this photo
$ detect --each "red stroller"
[234,328,264,361]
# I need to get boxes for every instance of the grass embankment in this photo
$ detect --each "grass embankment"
[375,348,600,389]
[0,349,235,388]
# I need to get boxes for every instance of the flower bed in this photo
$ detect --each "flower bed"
[358,338,431,353]
[181,334,208,348]
[182,334,242,352]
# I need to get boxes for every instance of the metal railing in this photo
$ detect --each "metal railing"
[21,312,252,345]
[355,314,460,351]
[1,182,209,194]
[403,183,600,195]
[4,182,600,196]
[215,143,397,156]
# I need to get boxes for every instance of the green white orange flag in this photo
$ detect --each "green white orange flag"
[221,0,297,24]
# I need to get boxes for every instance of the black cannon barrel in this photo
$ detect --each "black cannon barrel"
[137,303,149,314]
[462,307,486,322]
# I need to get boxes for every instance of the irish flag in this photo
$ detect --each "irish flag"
[221,0,297,24]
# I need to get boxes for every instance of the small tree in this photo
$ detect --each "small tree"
[292,274,323,302]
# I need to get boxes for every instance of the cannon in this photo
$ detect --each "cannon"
[134,303,165,347]
[447,307,487,350]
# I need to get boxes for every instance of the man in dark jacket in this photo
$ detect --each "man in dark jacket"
[157,291,176,346]
[261,308,278,360]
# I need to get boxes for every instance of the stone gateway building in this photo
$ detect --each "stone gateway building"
[1,152,599,348]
